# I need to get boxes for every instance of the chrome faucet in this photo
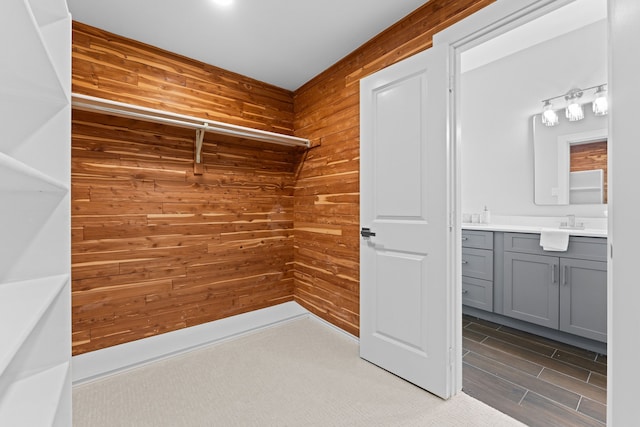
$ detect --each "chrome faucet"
[566,214,576,228]
[560,214,584,230]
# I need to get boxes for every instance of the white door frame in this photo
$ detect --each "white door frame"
[432,0,597,394]
[435,0,640,424]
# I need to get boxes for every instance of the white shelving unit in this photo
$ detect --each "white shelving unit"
[0,0,71,425]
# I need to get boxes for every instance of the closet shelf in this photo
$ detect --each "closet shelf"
[0,274,69,377]
[72,93,311,149]
[0,153,67,193]
[0,361,69,426]
[2,0,71,423]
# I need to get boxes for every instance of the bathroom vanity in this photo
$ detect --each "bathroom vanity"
[462,224,607,353]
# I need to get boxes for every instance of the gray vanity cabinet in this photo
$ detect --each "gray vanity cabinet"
[462,230,493,311]
[559,258,607,342]
[503,252,559,329]
[502,232,607,342]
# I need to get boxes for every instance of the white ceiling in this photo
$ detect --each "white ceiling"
[66,0,429,91]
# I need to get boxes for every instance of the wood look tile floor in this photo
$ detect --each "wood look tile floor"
[462,315,607,427]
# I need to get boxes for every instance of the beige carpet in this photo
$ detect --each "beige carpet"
[73,317,525,426]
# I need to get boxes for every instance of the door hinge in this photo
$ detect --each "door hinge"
[610,243,613,259]
[449,347,454,370]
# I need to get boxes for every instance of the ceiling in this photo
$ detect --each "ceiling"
[462,0,607,73]
[66,0,429,91]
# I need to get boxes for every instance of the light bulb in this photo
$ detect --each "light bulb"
[593,85,608,116]
[566,102,584,121]
[565,89,584,122]
[541,100,558,127]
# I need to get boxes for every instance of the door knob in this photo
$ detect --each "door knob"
[360,227,376,238]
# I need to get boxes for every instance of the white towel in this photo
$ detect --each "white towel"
[540,228,570,251]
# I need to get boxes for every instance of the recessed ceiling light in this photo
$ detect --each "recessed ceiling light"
[212,0,234,7]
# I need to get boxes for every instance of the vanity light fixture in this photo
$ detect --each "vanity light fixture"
[539,83,608,126]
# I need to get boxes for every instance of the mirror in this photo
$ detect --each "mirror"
[533,110,607,205]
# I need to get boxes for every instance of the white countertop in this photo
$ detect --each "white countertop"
[462,215,608,238]
[462,223,607,238]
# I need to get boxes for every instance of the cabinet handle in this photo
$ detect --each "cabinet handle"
[462,289,469,294]
[563,265,569,286]
[461,237,468,241]
[461,260,468,264]
[551,264,557,283]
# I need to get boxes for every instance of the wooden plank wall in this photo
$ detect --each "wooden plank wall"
[72,23,294,134]
[292,0,495,336]
[71,22,301,354]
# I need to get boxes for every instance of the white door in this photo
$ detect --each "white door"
[360,45,451,398]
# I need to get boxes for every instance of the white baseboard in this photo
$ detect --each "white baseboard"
[72,301,309,385]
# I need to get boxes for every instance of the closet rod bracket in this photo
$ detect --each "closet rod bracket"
[195,123,207,164]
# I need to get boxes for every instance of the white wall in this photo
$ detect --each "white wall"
[461,20,608,219]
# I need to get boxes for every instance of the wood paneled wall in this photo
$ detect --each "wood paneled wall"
[71,22,300,354]
[72,23,294,134]
[292,0,495,336]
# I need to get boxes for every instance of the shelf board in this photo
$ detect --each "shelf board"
[0,153,67,193]
[0,274,69,378]
[0,361,69,426]
[72,93,311,148]
[570,186,602,191]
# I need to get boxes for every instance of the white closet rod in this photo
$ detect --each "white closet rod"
[71,93,310,148]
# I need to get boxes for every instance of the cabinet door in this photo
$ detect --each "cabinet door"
[504,252,559,329]
[560,258,607,342]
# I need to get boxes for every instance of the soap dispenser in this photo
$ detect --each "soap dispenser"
[482,206,491,224]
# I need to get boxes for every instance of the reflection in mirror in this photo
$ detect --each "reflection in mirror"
[533,110,607,205]
[570,140,607,203]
